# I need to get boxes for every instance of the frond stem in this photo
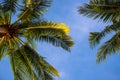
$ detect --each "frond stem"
[12,37,19,49]
[1,11,6,24]
[9,0,12,26]
[13,0,42,26]
[14,37,25,45]
[0,37,5,45]
[19,26,46,30]
[11,53,17,80]
[13,9,29,25]
[18,47,35,80]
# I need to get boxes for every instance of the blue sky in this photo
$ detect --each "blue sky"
[0,0,120,80]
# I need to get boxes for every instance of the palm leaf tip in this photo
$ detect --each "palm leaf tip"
[49,65,59,77]
[56,23,70,34]
[78,4,90,14]
[43,22,70,34]
[89,32,100,48]
[96,32,120,63]
[23,22,70,34]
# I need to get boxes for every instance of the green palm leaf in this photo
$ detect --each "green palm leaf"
[22,45,59,79]
[22,22,73,51]
[1,0,18,12]
[79,0,120,22]
[0,10,10,24]
[0,0,74,79]
[10,49,38,80]
[18,21,70,34]
[97,32,120,63]
[9,44,59,80]
[0,37,6,60]
[16,0,52,22]
[79,0,120,62]
[89,22,120,47]
[36,35,73,51]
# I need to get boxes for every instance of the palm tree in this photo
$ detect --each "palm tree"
[0,0,74,80]
[78,0,120,63]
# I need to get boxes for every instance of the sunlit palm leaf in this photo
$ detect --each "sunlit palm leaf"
[23,27,73,51]
[18,21,70,34]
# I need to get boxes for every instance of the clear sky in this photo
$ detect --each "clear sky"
[0,0,120,80]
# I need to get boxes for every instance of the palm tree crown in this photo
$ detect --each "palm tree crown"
[79,0,120,63]
[0,0,74,80]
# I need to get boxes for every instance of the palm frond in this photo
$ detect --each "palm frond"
[9,49,37,80]
[97,32,120,63]
[0,0,74,79]
[9,44,59,80]
[26,37,36,48]
[10,52,25,80]
[89,22,120,47]
[23,27,73,51]
[43,72,54,80]
[79,0,120,22]
[0,37,13,60]
[89,32,101,48]
[18,21,70,35]
[17,21,73,51]
[0,10,10,24]
[0,45,5,60]
[36,35,73,51]
[0,37,6,60]
[90,0,120,5]
[15,0,52,22]
[21,45,59,79]
[1,0,18,12]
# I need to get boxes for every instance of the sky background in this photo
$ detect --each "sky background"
[0,0,120,80]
